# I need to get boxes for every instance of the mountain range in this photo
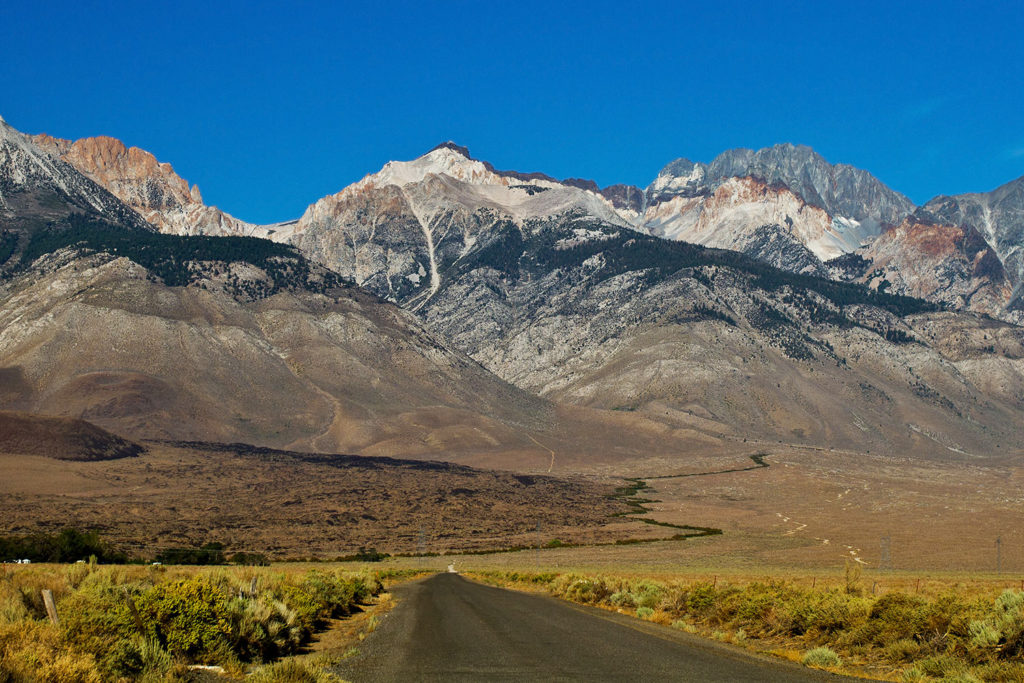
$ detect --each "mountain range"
[2,115,1023,464]
[30,125,1023,322]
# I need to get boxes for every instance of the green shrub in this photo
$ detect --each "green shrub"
[671,620,697,633]
[722,583,782,625]
[225,595,302,661]
[281,571,374,632]
[58,576,138,675]
[685,583,717,613]
[802,646,841,668]
[628,580,664,609]
[609,591,635,608]
[912,654,967,679]
[968,590,1024,658]
[780,591,861,637]
[248,657,345,682]
[884,638,923,663]
[636,607,654,619]
[553,576,610,604]
[863,592,928,644]
[134,578,233,663]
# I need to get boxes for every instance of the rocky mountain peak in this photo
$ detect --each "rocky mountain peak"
[640,142,917,274]
[365,145,513,189]
[917,174,1024,290]
[648,158,706,200]
[0,118,150,230]
[393,144,626,193]
[29,131,268,238]
[32,134,188,206]
[429,141,473,158]
[648,142,914,225]
[561,177,600,192]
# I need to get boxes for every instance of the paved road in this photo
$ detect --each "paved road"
[338,573,858,682]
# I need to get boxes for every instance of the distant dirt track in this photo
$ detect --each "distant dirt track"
[338,573,861,682]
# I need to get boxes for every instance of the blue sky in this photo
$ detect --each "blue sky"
[2,1,1022,223]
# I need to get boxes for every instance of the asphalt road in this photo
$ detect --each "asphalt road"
[338,573,859,682]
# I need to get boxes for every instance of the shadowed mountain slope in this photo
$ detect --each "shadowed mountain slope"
[0,411,143,461]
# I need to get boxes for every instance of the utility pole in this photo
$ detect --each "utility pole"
[879,536,892,570]
[997,536,1003,574]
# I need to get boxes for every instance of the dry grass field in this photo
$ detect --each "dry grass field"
[625,445,1024,573]
[4,416,1024,574]
[0,438,665,560]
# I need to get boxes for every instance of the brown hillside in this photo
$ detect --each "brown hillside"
[0,410,143,461]
[0,440,649,557]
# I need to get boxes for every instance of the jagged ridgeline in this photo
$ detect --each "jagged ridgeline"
[3,212,348,298]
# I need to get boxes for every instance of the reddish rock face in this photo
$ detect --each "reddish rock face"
[858,218,1016,321]
[31,133,254,237]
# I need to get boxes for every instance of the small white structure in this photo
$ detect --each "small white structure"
[447,563,457,574]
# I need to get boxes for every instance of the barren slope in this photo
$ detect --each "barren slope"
[0,439,648,558]
[0,249,545,456]
[0,410,143,461]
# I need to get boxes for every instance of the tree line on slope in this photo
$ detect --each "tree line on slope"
[9,213,349,297]
[455,214,938,319]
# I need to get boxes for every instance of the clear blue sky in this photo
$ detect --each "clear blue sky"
[2,1,1022,223]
